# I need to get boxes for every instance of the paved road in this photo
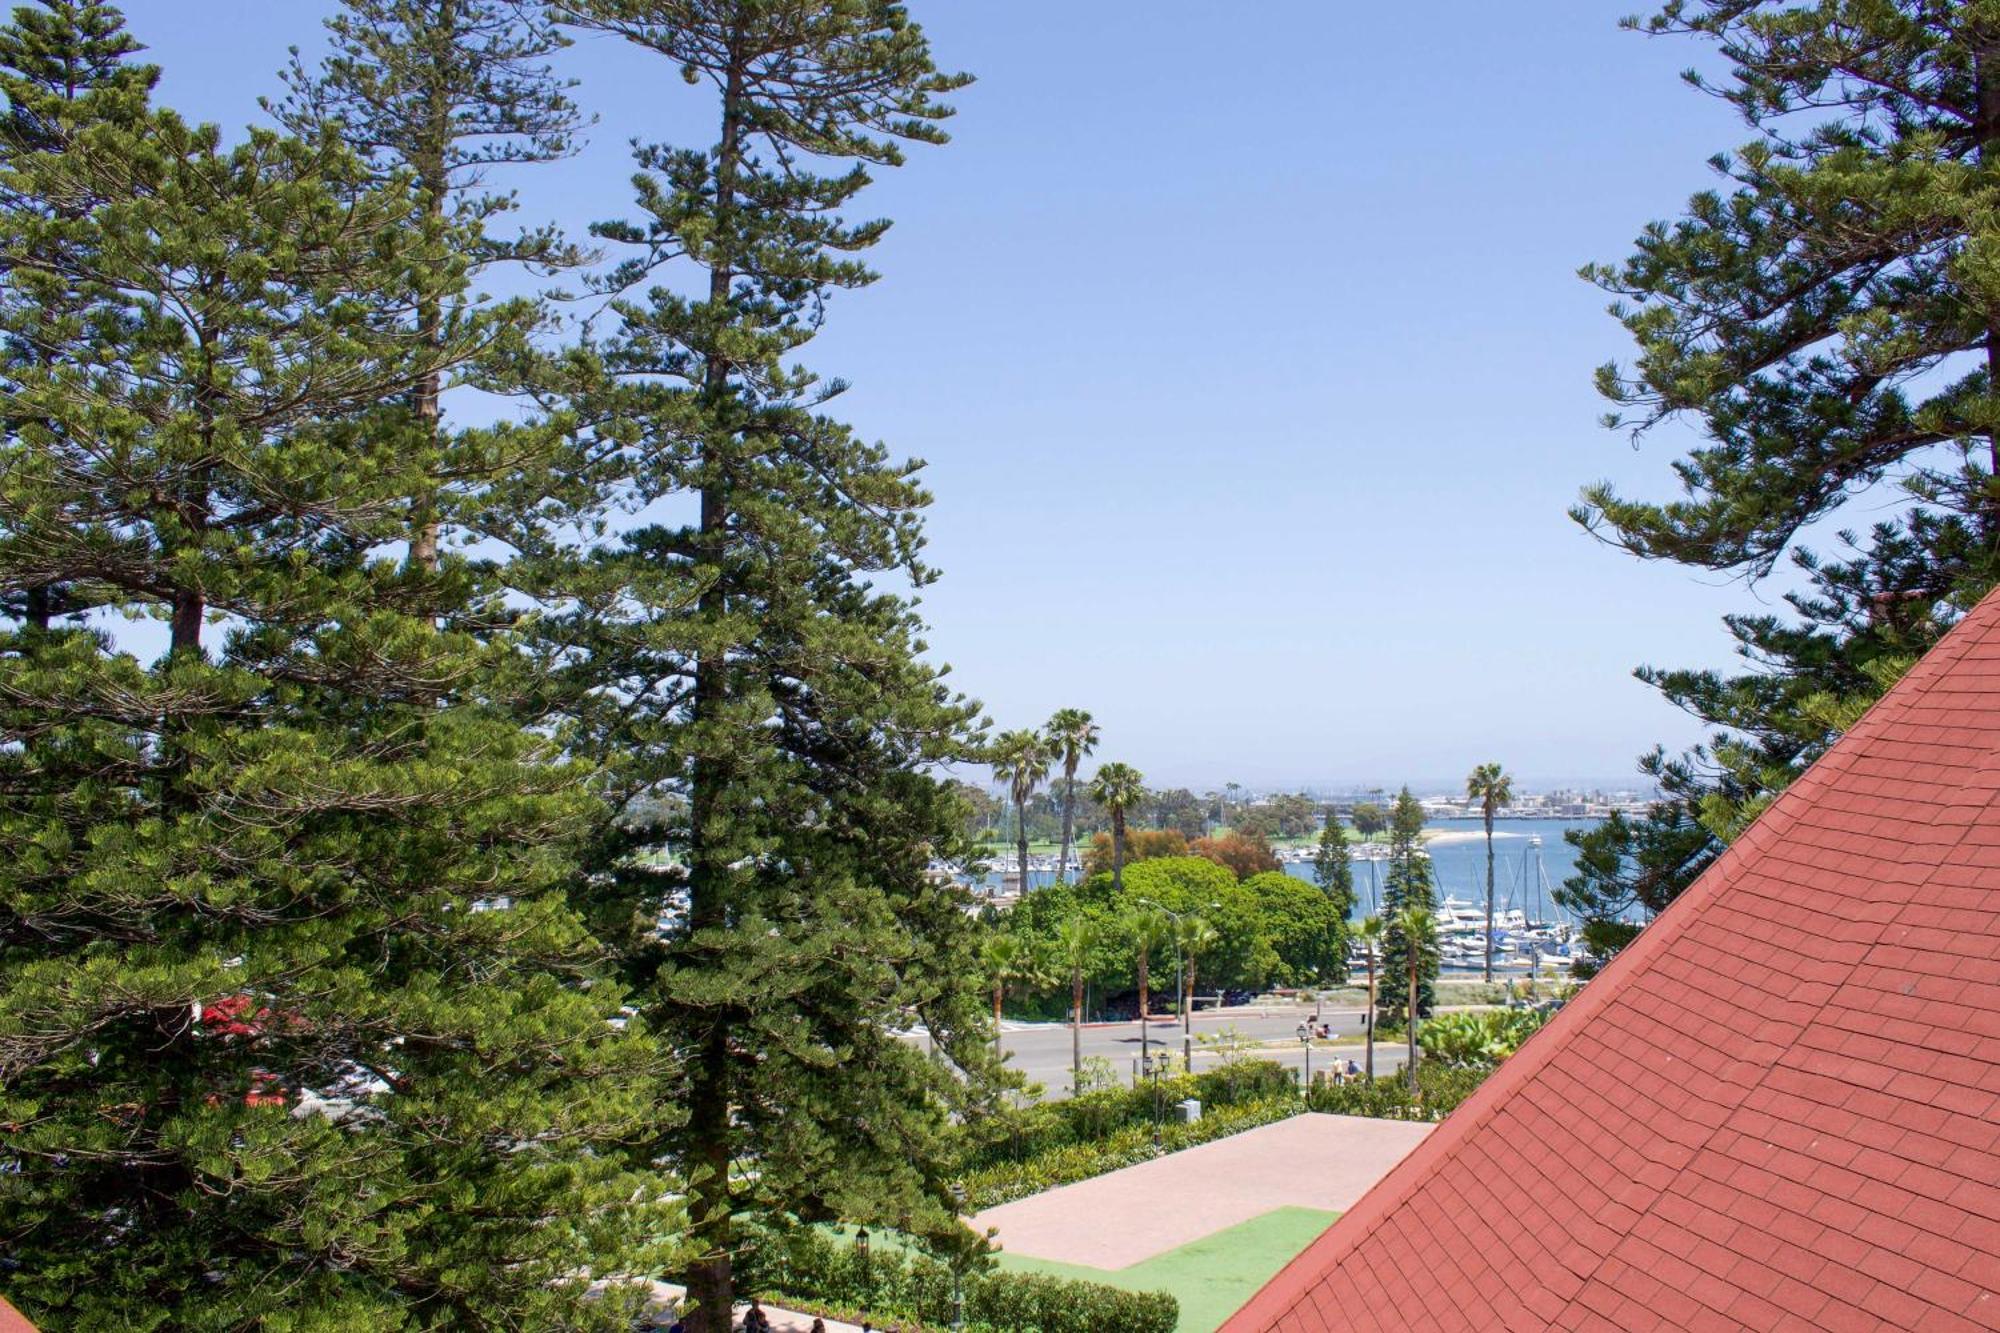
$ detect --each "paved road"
[979,1004,1411,1097]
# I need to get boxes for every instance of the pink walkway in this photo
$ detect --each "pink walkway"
[974,1112,1431,1270]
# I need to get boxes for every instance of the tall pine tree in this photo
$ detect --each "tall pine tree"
[0,10,668,1324]
[269,0,586,569]
[548,3,991,1328]
[1377,788,1437,1024]
[1310,807,1355,982]
[1567,1,2000,955]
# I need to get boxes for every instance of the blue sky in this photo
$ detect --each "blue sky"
[136,2,1776,791]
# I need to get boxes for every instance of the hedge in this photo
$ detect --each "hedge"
[962,1092,1303,1209]
[956,1059,1296,1173]
[1304,1064,1488,1121]
[770,1228,1177,1333]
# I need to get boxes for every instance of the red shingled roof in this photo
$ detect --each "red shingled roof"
[1224,590,2000,1333]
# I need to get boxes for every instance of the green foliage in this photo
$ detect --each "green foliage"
[953,1058,1299,1176]
[1572,1,2000,963]
[1306,1064,1490,1123]
[523,5,995,1326]
[1311,809,1356,980]
[1417,1008,1548,1068]
[1378,789,1438,1023]
[1085,761,1145,890]
[771,1228,1178,1333]
[959,1096,1305,1210]
[1042,708,1098,885]
[1240,871,1346,986]
[0,9,668,1325]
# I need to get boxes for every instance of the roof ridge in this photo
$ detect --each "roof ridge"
[1221,593,2000,1332]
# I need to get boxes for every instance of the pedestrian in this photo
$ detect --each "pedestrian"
[741,1299,772,1332]
[811,1322,826,1333]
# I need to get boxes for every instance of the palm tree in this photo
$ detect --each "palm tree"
[1043,709,1099,885]
[991,729,1051,895]
[1129,908,1174,1070]
[1354,915,1384,1080]
[1176,916,1219,1068]
[1395,905,1438,1093]
[1052,917,1101,1093]
[982,932,1047,1059]
[1086,762,1145,891]
[1466,762,1514,983]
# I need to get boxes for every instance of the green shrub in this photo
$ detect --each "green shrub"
[769,1229,1176,1333]
[955,1059,1295,1172]
[1305,1064,1489,1122]
[962,1095,1301,1209]
[1417,1008,1546,1068]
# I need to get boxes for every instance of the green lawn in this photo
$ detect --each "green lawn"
[991,1206,1336,1333]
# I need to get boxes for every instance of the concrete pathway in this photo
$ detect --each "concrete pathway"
[972,1112,1430,1270]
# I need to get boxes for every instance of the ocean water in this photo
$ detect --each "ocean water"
[1284,817,1598,923]
[972,816,1601,921]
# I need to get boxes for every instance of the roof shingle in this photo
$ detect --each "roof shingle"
[1223,591,2000,1333]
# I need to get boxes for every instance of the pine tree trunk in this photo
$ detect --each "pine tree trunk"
[1979,36,2000,503]
[684,47,749,1333]
[407,0,453,572]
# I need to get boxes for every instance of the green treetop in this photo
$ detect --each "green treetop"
[1378,788,1437,1024]
[268,0,586,569]
[542,4,986,1328]
[0,13,665,1323]
[1310,807,1355,980]
[1570,1,2000,958]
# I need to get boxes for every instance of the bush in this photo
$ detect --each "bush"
[1305,1064,1488,1122]
[1417,1008,1546,1068]
[770,1229,1176,1333]
[962,1095,1301,1208]
[956,1059,1296,1173]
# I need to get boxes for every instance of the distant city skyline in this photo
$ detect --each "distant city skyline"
[141,3,1775,784]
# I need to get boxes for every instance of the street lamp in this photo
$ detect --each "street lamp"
[1136,898,1220,1073]
[1299,1027,1314,1093]
[948,1183,968,1333]
[855,1225,872,1315]
[1141,1049,1167,1149]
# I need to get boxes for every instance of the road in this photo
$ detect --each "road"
[985,1003,1410,1097]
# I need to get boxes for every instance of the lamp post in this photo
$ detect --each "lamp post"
[1142,1049,1166,1149]
[1136,898,1219,1072]
[855,1225,871,1316]
[948,1183,968,1332]
[1299,1027,1313,1093]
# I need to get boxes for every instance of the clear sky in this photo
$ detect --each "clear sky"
[135,2,1776,792]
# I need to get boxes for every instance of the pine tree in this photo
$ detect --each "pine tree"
[1570,2,2000,955]
[268,0,586,569]
[547,5,986,1328]
[1378,788,1436,1025]
[0,0,155,632]
[0,14,666,1323]
[1310,808,1354,982]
